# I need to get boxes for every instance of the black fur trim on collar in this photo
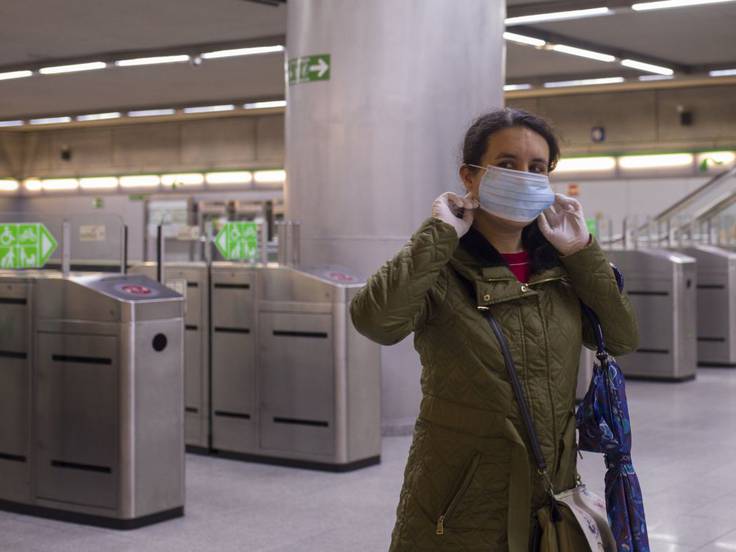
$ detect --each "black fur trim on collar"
[459,221,561,274]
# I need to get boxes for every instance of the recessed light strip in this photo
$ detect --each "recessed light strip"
[544,77,625,88]
[200,45,284,59]
[551,44,616,63]
[39,62,107,75]
[632,0,736,11]
[710,68,736,77]
[503,32,546,47]
[621,59,674,75]
[115,55,190,67]
[77,112,121,122]
[0,70,33,81]
[505,7,610,25]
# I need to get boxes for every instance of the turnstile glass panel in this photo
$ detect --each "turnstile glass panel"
[35,333,118,509]
[259,312,335,456]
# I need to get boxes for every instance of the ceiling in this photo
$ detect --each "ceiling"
[1,0,735,121]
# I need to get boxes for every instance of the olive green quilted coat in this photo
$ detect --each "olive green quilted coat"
[350,217,639,551]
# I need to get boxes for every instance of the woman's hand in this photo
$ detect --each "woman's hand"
[538,193,591,256]
[432,192,478,238]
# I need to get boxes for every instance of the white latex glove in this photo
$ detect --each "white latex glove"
[538,193,591,256]
[432,192,478,238]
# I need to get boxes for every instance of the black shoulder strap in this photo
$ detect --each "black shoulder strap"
[483,311,548,475]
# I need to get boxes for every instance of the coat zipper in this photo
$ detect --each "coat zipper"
[435,453,481,536]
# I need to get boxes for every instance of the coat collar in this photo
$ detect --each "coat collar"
[450,225,568,308]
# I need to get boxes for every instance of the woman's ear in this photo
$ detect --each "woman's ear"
[459,165,480,199]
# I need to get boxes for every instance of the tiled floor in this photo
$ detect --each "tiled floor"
[3,368,736,551]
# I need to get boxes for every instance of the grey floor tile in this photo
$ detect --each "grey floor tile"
[5,368,736,550]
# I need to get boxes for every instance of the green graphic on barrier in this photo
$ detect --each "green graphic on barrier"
[214,222,258,261]
[288,54,331,85]
[586,218,599,238]
[0,223,58,269]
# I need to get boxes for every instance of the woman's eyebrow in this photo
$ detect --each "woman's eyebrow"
[495,152,517,159]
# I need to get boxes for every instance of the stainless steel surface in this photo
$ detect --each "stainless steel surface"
[606,249,697,380]
[285,0,504,432]
[0,278,32,502]
[208,262,381,466]
[679,245,736,366]
[276,221,300,267]
[128,262,210,448]
[210,265,257,453]
[0,270,185,524]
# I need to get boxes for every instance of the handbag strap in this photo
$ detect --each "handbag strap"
[483,311,552,491]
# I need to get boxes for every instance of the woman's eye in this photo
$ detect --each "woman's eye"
[497,161,515,169]
[531,165,548,174]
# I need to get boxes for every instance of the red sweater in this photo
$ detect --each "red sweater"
[501,251,531,284]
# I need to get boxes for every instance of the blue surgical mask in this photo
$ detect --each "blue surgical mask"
[469,164,555,224]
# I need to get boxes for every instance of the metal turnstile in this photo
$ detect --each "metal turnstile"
[677,246,736,366]
[0,271,185,528]
[209,263,381,471]
[605,250,697,381]
[129,262,210,449]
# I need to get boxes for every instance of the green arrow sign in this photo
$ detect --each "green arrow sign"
[0,223,58,269]
[288,54,331,85]
[214,222,259,261]
[586,218,599,238]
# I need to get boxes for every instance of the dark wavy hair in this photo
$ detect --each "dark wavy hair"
[461,108,561,272]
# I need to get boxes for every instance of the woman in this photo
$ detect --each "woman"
[350,108,639,550]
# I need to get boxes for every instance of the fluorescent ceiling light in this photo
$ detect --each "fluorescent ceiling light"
[80,177,118,189]
[200,45,284,59]
[205,171,253,185]
[127,108,176,117]
[621,59,673,75]
[119,175,160,188]
[29,116,72,125]
[638,74,674,81]
[243,100,286,110]
[254,170,286,184]
[504,83,532,91]
[23,179,42,192]
[0,179,19,192]
[41,178,79,191]
[632,0,736,11]
[503,32,546,47]
[544,77,624,88]
[115,55,190,67]
[555,157,617,173]
[619,153,693,169]
[39,61,106,74]
[161,173,205,187]
[0,120,24,127]
[77,112,121,122]
[710,68,736,77]
[551,44,615,63]
[506,7,610,25]
[0,70,33,81]
[183,104,235,114]
[697,151,736,166]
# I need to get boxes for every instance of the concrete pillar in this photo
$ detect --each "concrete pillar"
[285,0,505,433]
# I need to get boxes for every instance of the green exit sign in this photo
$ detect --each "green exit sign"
[288,54,330,85]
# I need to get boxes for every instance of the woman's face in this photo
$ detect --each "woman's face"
[460,126,551,230]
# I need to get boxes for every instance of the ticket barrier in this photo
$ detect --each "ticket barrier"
[0,270,185,528]
[128,262,209,449]
[208,263,381,471]
[605,249,697,381]
[676,246,736,367]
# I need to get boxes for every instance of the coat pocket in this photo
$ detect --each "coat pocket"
[435,452,481,536]
[555,410,578,492]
